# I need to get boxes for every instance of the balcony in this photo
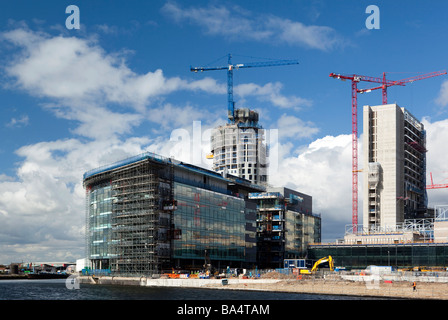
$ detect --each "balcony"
[257,204,284,211]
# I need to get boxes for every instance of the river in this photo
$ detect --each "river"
[0,278,382,300]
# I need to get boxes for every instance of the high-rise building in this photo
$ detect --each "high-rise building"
[362,104,428,232]
[210,108,268,186]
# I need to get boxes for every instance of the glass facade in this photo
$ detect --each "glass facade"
[172,182,256,268]
[250,189,321,268]
[285,211,303,257]
[86,181,113,269]
[308,243,448,269]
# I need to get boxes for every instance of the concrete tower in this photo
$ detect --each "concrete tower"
[362,104,428,231]
[210,108,268,186]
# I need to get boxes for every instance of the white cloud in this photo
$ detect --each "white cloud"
[235,82,312,110]
[161,2,347,51]
[422,117,448,207]
[266,16,344,51]
[276,113,319,140]
[148,103,217,131]
[3,28,223,108]
[436,80,448,108]
[6,114,29,128]
[161,2,272,41]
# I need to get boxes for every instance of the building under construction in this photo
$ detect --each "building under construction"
[342,104,433,245]
[363,104,429,230]
[210,108,268,186]
[308,102,448,269]
[249,188,321,268]
[83,152,263,276]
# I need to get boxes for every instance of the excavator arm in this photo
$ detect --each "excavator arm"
[311,256,334,272]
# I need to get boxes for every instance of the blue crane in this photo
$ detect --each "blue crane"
[190,54,299,123]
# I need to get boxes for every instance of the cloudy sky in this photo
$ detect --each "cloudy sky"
[1,1,448,264]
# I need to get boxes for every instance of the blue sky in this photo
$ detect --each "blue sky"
[1,0,448,263]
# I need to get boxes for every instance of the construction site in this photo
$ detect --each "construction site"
[82,53,448,280]
[309,71,448,270]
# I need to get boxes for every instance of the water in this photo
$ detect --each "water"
[0,278,380,300]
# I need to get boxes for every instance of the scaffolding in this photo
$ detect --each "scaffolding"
[435,205,448,221]
[346,219,434,235]
[109,159,172,276]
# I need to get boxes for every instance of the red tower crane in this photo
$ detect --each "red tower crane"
[427,172,448,189]
[329,70,447,232]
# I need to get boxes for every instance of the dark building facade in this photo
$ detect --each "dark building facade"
[249,187,321,268]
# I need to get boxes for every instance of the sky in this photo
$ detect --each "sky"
[1,0,448,264]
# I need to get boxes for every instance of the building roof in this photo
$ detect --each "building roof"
[83,151,265,192]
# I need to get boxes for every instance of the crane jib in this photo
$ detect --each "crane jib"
[190,54,299,123]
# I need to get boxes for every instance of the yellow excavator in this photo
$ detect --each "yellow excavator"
[300,256,334,274]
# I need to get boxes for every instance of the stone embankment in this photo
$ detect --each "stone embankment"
[78,271,448,300]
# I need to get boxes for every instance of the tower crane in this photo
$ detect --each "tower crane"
[191,54,299,124]
[329,70,447,232]
[427,172,448,189]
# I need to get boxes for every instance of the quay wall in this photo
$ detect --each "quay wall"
[78,276,280,287]
[78,274,448,299]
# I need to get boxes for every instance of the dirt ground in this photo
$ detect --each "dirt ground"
[205,272,448,300]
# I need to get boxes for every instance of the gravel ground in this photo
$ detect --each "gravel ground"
[204,272,448,300]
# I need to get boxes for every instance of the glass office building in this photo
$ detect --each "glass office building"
[83,152,262,276]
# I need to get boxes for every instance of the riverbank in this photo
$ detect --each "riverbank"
[0,274,28,280]
[78,273,448,300]
[0,273,69,280]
